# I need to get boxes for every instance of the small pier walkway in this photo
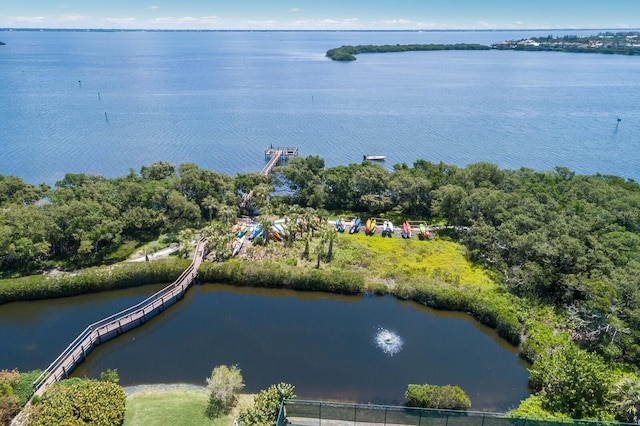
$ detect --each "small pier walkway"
[261,146,298,175]
[32,239,207,396]
[241,146,298,208]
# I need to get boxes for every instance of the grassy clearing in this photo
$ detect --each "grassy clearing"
[333,232,496,290]
[123,387,253,426]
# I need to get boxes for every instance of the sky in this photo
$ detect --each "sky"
[2,0,640,31]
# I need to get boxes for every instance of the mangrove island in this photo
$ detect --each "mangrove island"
[326,31,640,60]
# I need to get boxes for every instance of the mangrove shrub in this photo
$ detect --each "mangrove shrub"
[405,383,471,410]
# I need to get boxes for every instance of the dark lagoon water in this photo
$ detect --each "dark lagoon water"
[1,30,639,184]
[0,283,530,411]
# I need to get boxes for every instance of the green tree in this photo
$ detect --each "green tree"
[528,344,612,419]
[28,378,126,426]
[353,162,389,211]
[205,365,245,419]
[324,165,357,210]
[431,184,469,225]
[612,376,640,422]
[140,161,176,181]
[237,382,295,426]
[389,167,432,216]
[276,155,326,208]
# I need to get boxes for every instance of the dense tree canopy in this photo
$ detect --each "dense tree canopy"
[4,155,640,420]
[0,162,239,274]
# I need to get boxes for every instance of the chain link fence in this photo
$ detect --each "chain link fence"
[278,400,634,426]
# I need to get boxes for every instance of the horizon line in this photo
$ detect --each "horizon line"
[2,27,639,33]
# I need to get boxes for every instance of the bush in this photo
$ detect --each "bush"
[198,261,365,294]
[508,394,569,420]
[0,393,18,425]
[405,383,471,410]
[527,343,612,419]
[14,370,41,409]
[205,365,245,419]
[28,378,126,426]
[0,369,20,423]
[237,382,295,426]
[0,258,190,305]
[99,368,120,384]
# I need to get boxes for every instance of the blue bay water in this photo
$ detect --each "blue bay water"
[1,30,639,185]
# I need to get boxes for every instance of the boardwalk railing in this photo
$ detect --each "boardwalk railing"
[33,239,207,395]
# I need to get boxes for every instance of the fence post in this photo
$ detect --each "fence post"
[481,413,486,426]
[384,407,388,426]
[419,408,422,426]
[319,402,322,426]
[445,413,449,426]
[354,403,357,426]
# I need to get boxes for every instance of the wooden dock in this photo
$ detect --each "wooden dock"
[240,146,298,209]
[32,239,207,396]
[261,146,298,175]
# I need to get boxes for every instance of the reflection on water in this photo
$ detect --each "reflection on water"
[0,283,531,411]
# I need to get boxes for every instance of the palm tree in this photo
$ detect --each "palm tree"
[204,221,234,261]
[216,204,238,226]
[613,376,640,422]
[301,231,312,261]
[201,196,218,222]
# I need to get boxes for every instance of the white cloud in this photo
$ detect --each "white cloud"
[241,19,278,28]
[146,15,227,28]
[148,5,160,10]
[372,19,418,28]
[59,14,87,22]
[475,20,496,29]
[289,8,300,13]
[417,22,452,29]
[150,15,222,24]
[513,20,525,26]
[101,17,137,25]
[9,16,46,23]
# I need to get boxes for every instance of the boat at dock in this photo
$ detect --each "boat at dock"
[363,155,386,161]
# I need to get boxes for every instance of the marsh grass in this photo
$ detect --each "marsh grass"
[333,232,496,290]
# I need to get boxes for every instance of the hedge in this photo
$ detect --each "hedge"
[0,258,190,305]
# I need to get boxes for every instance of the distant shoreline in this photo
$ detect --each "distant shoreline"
[1,27,639,33]
[327,32,640,60]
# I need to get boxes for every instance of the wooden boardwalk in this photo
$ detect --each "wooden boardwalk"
[261,146,298,175]
[32,239,207,396]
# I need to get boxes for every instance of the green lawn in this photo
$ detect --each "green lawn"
[124,387,253,426]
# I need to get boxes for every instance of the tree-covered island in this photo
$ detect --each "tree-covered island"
[326,43,490,60]
[326,31,640,60]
